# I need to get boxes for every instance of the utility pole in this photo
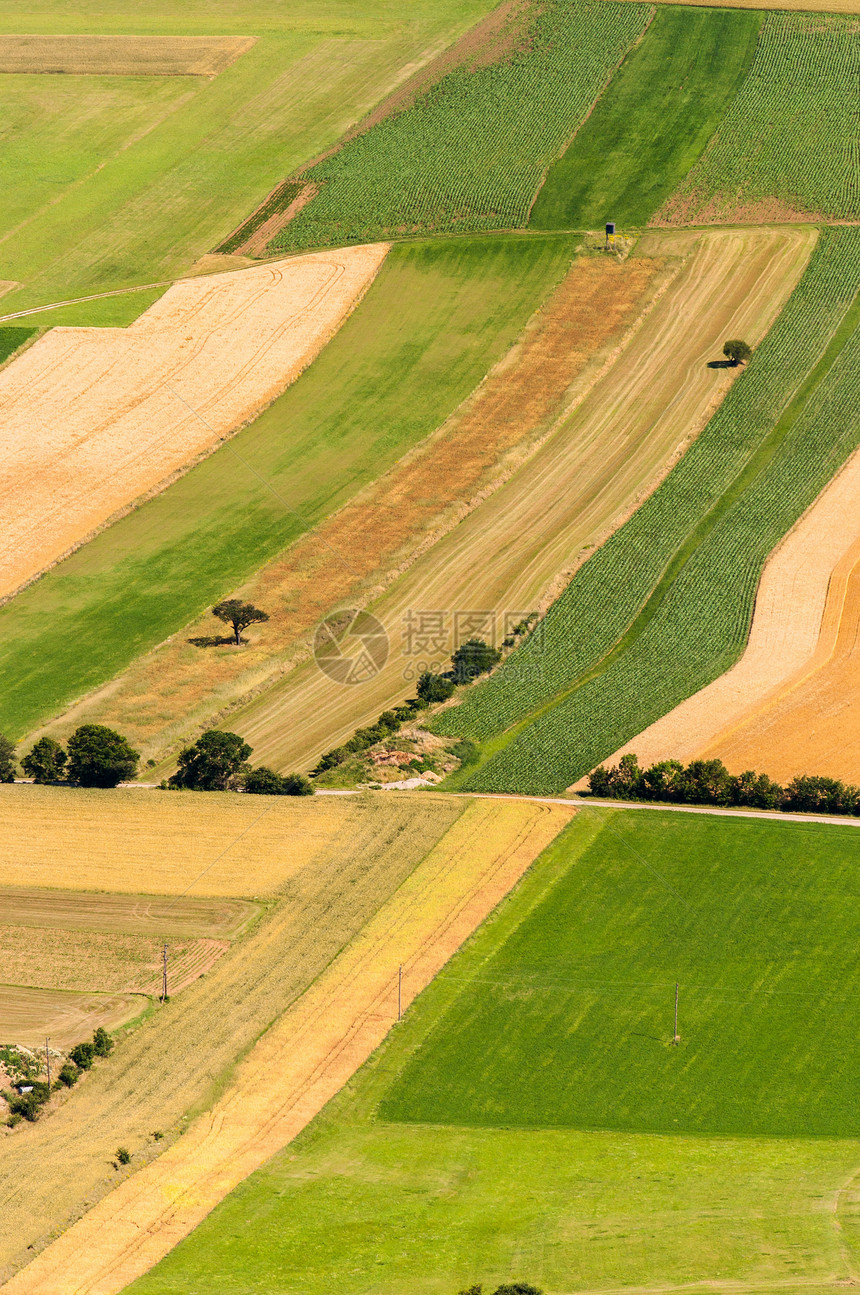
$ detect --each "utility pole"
[161,943,168,1003]
[45,1037,50,1088]
[397,964,402,1021]
[673,982,679,1045]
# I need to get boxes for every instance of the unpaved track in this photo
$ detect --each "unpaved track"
[599,442,860,776]
[1,798,572,1295]
[230,227,815,772]
[0,244,387,599]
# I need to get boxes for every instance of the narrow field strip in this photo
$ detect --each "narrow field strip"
[0,795,465,1278]
[0,985,144,1050]
[0,887,257,940]
[227,228,813,773]
[440,226,860,794]
[1,799,572,1295]
[602,441,860,773]
[530,6,762,230]
[0,245,387,600]
[0,35,255,77]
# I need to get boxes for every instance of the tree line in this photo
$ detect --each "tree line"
[589,753,860,816]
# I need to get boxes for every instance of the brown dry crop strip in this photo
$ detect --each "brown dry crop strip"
[0,986,144,1050]
[0,35,256,77]
[0,799,572,1295]
[0,887,258,939]
[0,246,388,601]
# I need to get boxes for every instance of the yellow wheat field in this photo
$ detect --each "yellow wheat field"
[0,35,256,77]
[0,244,388,599]
[0,784,379,897]
[3,798,573,1295]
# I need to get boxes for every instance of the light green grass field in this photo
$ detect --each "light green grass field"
[0,0,495,321]
[126,810,860,1295]
[530,6,762,229]
[0,232,576,739]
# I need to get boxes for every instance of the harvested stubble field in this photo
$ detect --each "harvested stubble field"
[657,12,860,225]
[115,812,860,1295]
[439,227,860,794]
[0,783,379,897]
[270,0,650,252]
[0,926,228,996]
[0,234,575,742]
[0,986,143,1050]
[604,440,860,776]
[0,35,255,76]
[0,246,387,599]
[226,228,813,774]
[0,0,493,318]
[0,887,257,939]
[0,795,569,1291]
[530,5,762,230]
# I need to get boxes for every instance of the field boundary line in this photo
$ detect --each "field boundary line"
[0,800,572,1295]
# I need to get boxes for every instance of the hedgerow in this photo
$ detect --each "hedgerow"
[661,12,860,222]
[269,1,650,252]
[436,226,860,793]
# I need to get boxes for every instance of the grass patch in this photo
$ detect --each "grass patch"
[0,326,36,363]
[660,11,860,223]
[0,233,576,739]
[125,812,860,1295]
[269,0,650,252]
[437,226,860,792]
[530,5,762,230]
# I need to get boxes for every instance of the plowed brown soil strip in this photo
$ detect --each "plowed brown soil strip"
[597,444,860,777]
[0,793,465,1281]
[0,245,387,600]
[2,799,572,1295]
[0,35,255,76]
[41,251,666,756]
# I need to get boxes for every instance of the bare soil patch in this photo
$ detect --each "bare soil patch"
[2,798,572,1295]
[0,794,465,1283]
[0,35,255,77]
[0,244,388,600]
[0,986,143,1050]
[0,886,257,939]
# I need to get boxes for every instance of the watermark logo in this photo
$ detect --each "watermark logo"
[313,609,389,685]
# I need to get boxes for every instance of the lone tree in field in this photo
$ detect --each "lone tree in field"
[451,638,502,684]
[66,725,139,788]
[723,338,752,366]
[0,733,16,783]
[212,599,269,645]
[22,736,66,784]
[168,729,252,791]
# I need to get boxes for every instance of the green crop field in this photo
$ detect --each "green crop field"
[126,811,860,1295]
[661,11,860,224]
[529,6,762,230]
[0,0,495,322]
[269,0,650,253]
[0,233,576,739]
[0,326,36,365]
[437,226,860,793]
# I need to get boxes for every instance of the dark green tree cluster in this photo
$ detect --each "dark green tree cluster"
[589,754,860,816]
[165,729,312,796]
[14,726,139,788]
[459,1284,542,1295]
[314,702,424,774]
[4,1027,114,1125]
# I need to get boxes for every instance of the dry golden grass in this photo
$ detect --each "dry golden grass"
[0,35,255,77]
[0,986,143,1050]
[0,792,466,1282]
[0,926,228,997]
[0,887,258,939]
[3,798,573,1295]
[0,245,388,599]
[0,783,375,897]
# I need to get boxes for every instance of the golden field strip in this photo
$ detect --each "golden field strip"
[0,784,375,897]
[0,887,258,939]
[0,246,387,599]
[0,986,143,1050]
[3,798,573,1295]
[0,35,256,76]
[39,227,815,773]
[603,441,860,783]
[0,792,468,1280]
